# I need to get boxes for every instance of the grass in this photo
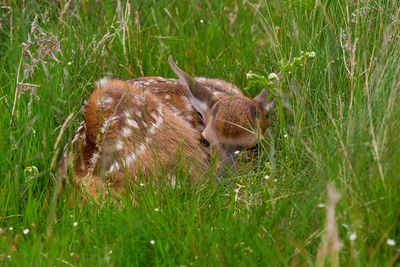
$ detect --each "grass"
[0,0,399,265]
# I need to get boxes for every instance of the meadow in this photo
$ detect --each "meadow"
[0,0,399,265]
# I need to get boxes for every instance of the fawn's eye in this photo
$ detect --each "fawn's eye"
[200,135,210,148]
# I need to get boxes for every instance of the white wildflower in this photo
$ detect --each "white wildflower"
[264,175,270,180]
[150,240,155,245]
[154,208,159,212]
[234,150,240,155]
[200,19,204,23]
[9,227,13,231]
[246,71,256,79]
[349,232,357,241]
[268,73,280,80]
[317,203,325,208]
[109,250,113,254]
[23,229,29,235]
[387,239,396,246]
[73,222,78,227]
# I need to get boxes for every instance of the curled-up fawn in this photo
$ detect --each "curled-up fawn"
[59,56,275,200]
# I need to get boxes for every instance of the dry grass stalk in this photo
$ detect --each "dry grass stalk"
[9,13,63,126]
[47,112,74,239]
[59,0,72,23]
[316,183,342,267]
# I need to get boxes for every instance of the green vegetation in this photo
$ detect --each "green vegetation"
[1,0,399,265]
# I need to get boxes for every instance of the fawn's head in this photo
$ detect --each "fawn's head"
[168,56,275,170]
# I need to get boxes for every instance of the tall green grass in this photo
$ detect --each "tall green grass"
[0,0,399,265]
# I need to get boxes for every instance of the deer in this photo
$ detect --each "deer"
[58,56,275,201]
[166,56,276,174]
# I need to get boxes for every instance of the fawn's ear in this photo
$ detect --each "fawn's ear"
[253,88,276,116]
[168,56,217,117]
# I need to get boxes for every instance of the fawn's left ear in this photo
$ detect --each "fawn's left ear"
[253,89,276,116]
[168,56,217,118]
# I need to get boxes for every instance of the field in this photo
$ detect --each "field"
[0,0,399,266]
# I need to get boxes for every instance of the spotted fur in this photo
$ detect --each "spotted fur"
[59,79,208,200]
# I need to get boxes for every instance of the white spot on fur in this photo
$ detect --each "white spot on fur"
[97,96,114,109]
[125,152,136,166]
[148,79,156,83]
[90,152,99,164]
[185,115,193,121]
[164,95,171,100]
[145,137,151,143]
[96,77,109,87]
[123,143,146,167]
[167,78,178,83]
[101,116,118,134]
[72,133,80,144]
[115,139,124,151]
[213,92,221,97]
[108,162,121,173]
[196,77,206,82]
[127,118,139,129]
[157,76,167,81]
[124,110,131,118]
[138,143,146,153]
[149,107,163,134]
[149,116,163,134]
[215,81,222,86]
[135,110,142,118]
[230,87,241,95]
[77,121,85,131]
[121,127,132,137]
[134,95,144,104]
[133,81,142,87]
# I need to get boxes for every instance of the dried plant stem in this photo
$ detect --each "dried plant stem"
[366,80,386,187]
[10,48,24,127]
[47,112,74,239]
[316,183,342,267]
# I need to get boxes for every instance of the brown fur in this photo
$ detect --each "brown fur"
[59,79,208,200]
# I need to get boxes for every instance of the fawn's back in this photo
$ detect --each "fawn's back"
[59,79,208,200]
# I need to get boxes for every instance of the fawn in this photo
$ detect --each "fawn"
[58,56,275,200]
[167,56,275,172]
